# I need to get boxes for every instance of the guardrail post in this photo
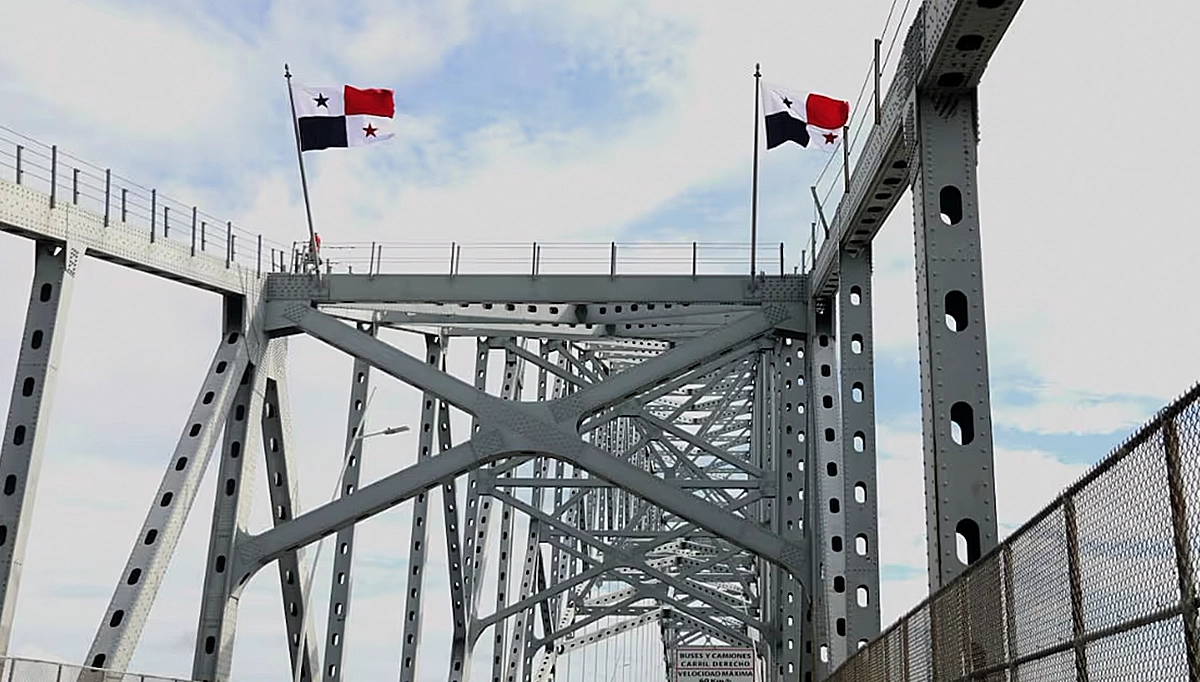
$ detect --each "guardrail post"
[226,221,233,268]
[71,168,79,204]
[1164,418,1200,679]
[190,208,197,256]
[691,241,697,278]
[120,188,127,223]
[149,188,157,243]
[1063,495,1089,681]
[49,145,57,208]
[448,241,456,276]
[103,170,111,226]
[14,145,22,184]
[257,235,262,276]
[531,241,538,277]
[610,241,616,278]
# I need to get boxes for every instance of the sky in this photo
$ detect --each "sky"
[0,0,1199,680]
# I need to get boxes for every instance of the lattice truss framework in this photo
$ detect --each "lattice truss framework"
[0,0,1034,680]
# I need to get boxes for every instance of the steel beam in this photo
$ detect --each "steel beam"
[771,338,807,682]
[0,179,260,296]
[399,335,444,682]
[260,363,320,682]
[912,90,999,590]
[0,239,79,655]
[809,305,845,675]
[265,274,805,308]
[324,323,376,682]
[437,395,470,682]
[85,319,251,673]
[807,0,1026,298]
[837,247,881,651]
[193,346,270,682]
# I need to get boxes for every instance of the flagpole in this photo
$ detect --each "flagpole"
[750,63,762,284]
[284,63,319,271]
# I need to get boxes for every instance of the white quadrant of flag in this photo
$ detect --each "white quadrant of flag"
[296,85,394,150]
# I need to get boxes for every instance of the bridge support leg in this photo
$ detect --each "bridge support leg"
[259,359,321,682]
[192,337,271,682]
[913,90,1004,678]
[399,335,444,682]
[912,89,999,589]
[86,301,252,674]
[838,247,881,652]
[808,303,846,674]
[0,239,79,656]
[770,337,807,682]
[323,322,376,682]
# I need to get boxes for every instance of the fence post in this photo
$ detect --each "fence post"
[190,208,197,257]
[150,188,157,243]
[121,188,127,223]
[257,234,262,276]
[1063,495,1089,681]
[1164,418,1200,678]
[163,205,170,238]
[779,242,784,276]
[226,221,233,268]
[49,145,57,208]
[55,662,62,682]
[72,168,79,204]
[531,242,538,277]
[691,241,697,278]
[201,221,207,252]
[103,169,111,226]
[610,241,617,278]
[14,145,22,184]
[448,242,456,276]
[874,38,883,126]
[1002,545,1020,682]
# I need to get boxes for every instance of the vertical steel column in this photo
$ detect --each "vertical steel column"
[260,363,320,682]
[192,337,271,682]
[86,312,251,674]
[0,240,79,656]
[912,90,999,589]
[399,335,445,682]
[837,247,881,651]
[439,393,469,682]
[323,323,376,682]
[461,338,493,619]
[517,342,555,682]
[490,347,525,682]
[773,338,807,682]
[808,303,845,674]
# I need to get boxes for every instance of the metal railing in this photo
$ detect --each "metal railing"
[0,125,292,275]
[307,240,798,277]
[0,656,193,682]
[828,383,1200,681]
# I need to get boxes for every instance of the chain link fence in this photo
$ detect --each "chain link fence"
[0,656,192,682]
[828,383,1200,681]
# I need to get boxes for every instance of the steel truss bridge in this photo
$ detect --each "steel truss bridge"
[5,1,1195,681]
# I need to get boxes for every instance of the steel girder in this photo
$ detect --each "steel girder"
[838,248,881,652]
[912,91,998,591]
[259,360,320,682]
[0,239,80,656]
[323,323,376,682]
[86,299,258,674]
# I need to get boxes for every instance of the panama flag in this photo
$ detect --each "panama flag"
[295,85,395,151]
[761,84,850,152]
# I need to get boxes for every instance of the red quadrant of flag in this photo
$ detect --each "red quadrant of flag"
[344,86,395,117]
[804,93,850,130]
